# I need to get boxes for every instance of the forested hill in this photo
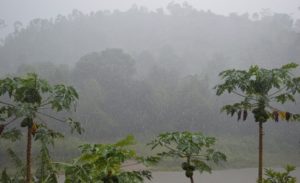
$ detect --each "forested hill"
[0,3,300,74]
[0,3,300,144]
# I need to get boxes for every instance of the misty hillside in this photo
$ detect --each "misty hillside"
[1,3,300,74]
[0,3,300,168]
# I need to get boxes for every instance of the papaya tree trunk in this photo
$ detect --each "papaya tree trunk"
[26,125,32,183]
[187,157,194,183]
[258,121,264,183]
[190,175,194,183]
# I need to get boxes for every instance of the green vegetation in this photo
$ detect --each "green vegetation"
[0,73,82,183]
[1,67,300,182]
[59,135,159,183]
[262,165,297,183]
[1,3,300,143]
[148,131,226,183]
[1,4,300,181]
[215,63,300,182]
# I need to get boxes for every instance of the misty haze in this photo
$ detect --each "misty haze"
[0,1,300,183]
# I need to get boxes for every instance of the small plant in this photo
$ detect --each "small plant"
[261,165,296,183]
[0,149,25,182]
[59,135,159,183]
[34,125,64,183]
[148,131,226,183]
[0,126,64,183]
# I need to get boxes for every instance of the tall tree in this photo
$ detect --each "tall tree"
[214,63,300,182]
[0,73,82,183]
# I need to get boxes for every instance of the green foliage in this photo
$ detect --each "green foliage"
[0,73,82,141]
[7,148,24,171]
[0,128,64,183]
[0,149,25,182]
[215,63,300,123]
[117,171,152,183]
[215,63,300,182]
[148,131,226,182]
[216,63,299,96]
[0,169,9,183]
[60,135,158,183]
[0,128,22,142]
[261,165,297,183]
[0,73,82,182]
[34,125,64,183]
[51,84,79,112]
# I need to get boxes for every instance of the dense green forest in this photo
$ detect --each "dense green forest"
[1,3,300,169]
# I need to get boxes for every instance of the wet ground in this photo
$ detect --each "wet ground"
[146,168,300,183]
[58,167,300,183]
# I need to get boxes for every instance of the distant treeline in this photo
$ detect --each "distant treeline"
[9,48,300,144]
[1,3,300,73]
[0,3,299,143]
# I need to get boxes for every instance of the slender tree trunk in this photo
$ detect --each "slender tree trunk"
[258,121,264,183]
[26,125,32,183]
[190,175,194,183]
[187,157,194,183]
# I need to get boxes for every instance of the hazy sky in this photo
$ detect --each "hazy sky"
[0,0,299,37]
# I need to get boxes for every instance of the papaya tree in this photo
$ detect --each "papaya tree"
[148,131,226,183]
[214,63,300,182]
[0,73,82,183]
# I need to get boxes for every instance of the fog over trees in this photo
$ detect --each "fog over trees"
[0,3,300,168]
